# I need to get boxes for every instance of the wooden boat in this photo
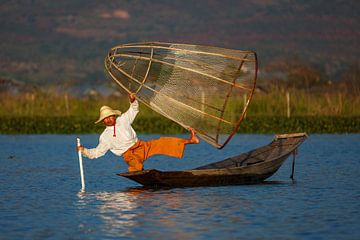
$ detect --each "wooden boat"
[118,133,307,188]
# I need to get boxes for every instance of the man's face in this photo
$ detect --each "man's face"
[103,115,116,126]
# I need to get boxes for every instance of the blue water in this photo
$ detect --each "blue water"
[1,134,360,239]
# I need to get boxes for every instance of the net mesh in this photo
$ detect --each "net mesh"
[105,42,258,148]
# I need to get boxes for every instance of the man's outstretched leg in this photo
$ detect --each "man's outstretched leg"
[146,127,199,159]
[123,128,200,172]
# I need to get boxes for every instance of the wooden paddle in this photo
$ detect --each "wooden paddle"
[77,138,85,191]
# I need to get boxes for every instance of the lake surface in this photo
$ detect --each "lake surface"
[1,134,360,239]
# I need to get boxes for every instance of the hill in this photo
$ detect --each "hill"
[0,0,359,89]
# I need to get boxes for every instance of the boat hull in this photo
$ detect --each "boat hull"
[118,133,307,188]
[118,153,289,187]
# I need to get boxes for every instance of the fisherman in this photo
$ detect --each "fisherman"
[77,93,199,172]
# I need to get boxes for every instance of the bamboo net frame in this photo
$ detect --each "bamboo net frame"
[104,42,258,148]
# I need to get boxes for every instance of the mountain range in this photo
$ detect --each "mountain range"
[0,0,359,90]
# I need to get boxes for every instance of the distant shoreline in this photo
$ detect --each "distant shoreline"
[0,116,359,134]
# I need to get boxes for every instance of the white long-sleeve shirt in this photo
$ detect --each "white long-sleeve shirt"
[82,100,139,159]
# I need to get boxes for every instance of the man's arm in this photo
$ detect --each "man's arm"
[78,138,110,159]
[122,93,139,124]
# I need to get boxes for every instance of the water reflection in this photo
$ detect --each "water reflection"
[96,189,142,237]
[77,188,145,238]
[76,187,257,239]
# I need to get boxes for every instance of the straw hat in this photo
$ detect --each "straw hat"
[95,106,122,124]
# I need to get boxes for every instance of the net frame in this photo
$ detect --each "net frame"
[104,42,258,149]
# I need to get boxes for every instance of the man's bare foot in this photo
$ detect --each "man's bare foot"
[188,127,199,144]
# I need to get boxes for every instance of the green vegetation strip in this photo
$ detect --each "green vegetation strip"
[0,116,359,134]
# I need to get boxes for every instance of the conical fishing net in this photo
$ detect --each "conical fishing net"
[105,42,258,148]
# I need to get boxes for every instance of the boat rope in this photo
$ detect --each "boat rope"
[290,148,297,180]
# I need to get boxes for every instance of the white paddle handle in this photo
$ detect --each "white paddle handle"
[77,138,85,191]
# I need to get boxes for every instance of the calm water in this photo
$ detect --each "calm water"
[1,134,359,239]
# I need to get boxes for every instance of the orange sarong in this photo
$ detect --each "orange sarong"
[123,137,187,172]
